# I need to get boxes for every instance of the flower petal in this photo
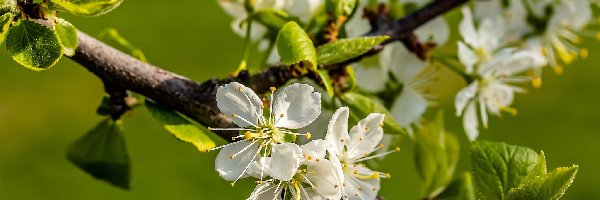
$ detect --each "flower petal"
[381,43,427,83]
[463,102,479,141]
[273,83,322,129]
[303,159,344,200]
[390,88,428,127]
[455,81,478,116]
[247,157,272,179]
[217,82,263,127]
[247,182,281,200]
[343,165,380,200]
[325,107,350,156]
[459,7,479,47]
[301,139,328,161]
[415,17,450,45]
[457,41,477,74]
[346,113,385,161]
[215,141,259,181]
[354,63,387,92]
[270,143,303,181]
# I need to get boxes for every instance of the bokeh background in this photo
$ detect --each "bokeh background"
[1,1,599,199]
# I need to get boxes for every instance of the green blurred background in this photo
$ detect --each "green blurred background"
[1,1,599,199]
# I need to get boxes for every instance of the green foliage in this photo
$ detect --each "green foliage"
[0,13,12,44]
[145,100,216,152]
[316,36,388,65]
[276,21,317,69]
[251,9,297,32]
[414,112,459,198]
[0,0,17,15]
[505,166,579,200]
[340,92,405,136]
[96,96,112,116]
[66,119,130,190]
[54,18,78,56]
[471,140,579,200]
[438,173,476,200]
[6,20,64,71]
[49,0,123,17]
[98,28,148,62]
[326,0,358,18]
[315,69,335,97]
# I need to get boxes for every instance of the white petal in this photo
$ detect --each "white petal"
[247,182,281,200]
[302,159,344,200]
[381,43,427,83]
[345,8,370,38]
[346,113,385,161]
[455,81,478,116]
[415,17,450,45]
[390,88,428,127]
[457,41,478,74]
[217,82,263,127]
[219,0,246,18]
[477,17,505,53]
[353,63,387,92]
[463,103,479,141]
[215,141,259,181]
[301,139,329,160]
[459,7,479,47]
[325,107,350,156]
[343,166,380,200]
[247,157,272,179]
[273,83,322,129]
[270,143,303,181]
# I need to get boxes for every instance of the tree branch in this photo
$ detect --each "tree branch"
[69,0,467,140]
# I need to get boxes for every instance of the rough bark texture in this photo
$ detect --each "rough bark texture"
[69,0,468,140]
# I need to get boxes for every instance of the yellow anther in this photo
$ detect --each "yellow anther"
[334,185,339,188]
[232,113,238,118]
[358,187,363,191]
[303,154,307,158]
[501,107,518,116]
[532,77,542,88]
[316,158,321,162]
[343,182,346,187]
[580,48,589,59]
[309,171,316,175]
[238,86,243,92]
[230,155,234,160]
[207,127,212,131]
[372,187,377,191]
[385,173,391,178]
[379,144,385,148]
[270,87,277,92]
[306,132,312,139]
[358,137,363,141]
[230,182,235,187]
[573,36,582,44]
[365,127,369,131]
[395,147,401,152]
[553,65,564,75]
[378,123,384,127]
[372,173,380,179]
[245,131,252,140]
[279,113,284,117]
[307,155,313,160]
[353,170,358,175]
[340,139,345,143]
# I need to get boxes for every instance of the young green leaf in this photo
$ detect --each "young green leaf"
[251,9,296,32]
[48,0,123,17]
[316,36,388,65]
[0,13,12,44]
[54,18,78,56]
[315,69,335,97]
[505,165,579,200]
[145,100,216,152]
[438,173,476,200]
[470,140,540,199]
[6,20,64,71]
[414,112,460,198]
[66,119,130,190]
[340,92,405,136]
[276,21,317,69]
[325,0,358,18]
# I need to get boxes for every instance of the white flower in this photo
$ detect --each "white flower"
[325,107,398,199]
[523,0,593,76]
[354,16,448,134]
[458,6,507,73]
[455,49,546,140]
[474,0,530,41]
[246,140,344,200]
[211,82,321,183]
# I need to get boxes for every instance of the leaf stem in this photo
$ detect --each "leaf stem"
[233,20,253,76]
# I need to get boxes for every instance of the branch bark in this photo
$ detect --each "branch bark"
[69,0,468,140]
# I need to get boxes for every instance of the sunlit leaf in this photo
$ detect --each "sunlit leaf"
[340,92,405,136]
[49,0,123,17]
[315,69,335,97]
[146,100,216,152]
[505,165,579,200]
[66,119,130,190]
[0,0,18,15]
[6,20,63,71]
[0,13,13,44]
[325,0,358,17]
[316,36,388,65]
[54,18,78,56]
[276,21,317,69]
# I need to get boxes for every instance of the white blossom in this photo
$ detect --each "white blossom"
[325,107,398,199]
[211,82,321,184]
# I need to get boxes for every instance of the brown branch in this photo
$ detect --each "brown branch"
[69,0,468,140]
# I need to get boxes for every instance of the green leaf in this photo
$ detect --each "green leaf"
[145,100,215,152]
[414,111,459,198]
[49,0,123,17]
[276,21,317,69]
[0,13,13,44]
[0,0,18,15]
[315,69,335,97]
[505,165,579,200]
[66,119,130,189]
[326,0,358,17]
[316,36,388,65]
[96,96,112,116]
[54,18,78,56]
[340,92,405,136]
[438,173,476,200]
[98,28,148,62]
[470,140,540,199]
[6,20,64,71]
[522,151,547,183]
[251,9,296,32]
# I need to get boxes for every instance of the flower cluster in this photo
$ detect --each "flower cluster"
[455,0,597,139]
[210,82,397,200]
